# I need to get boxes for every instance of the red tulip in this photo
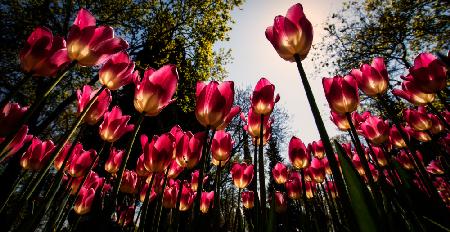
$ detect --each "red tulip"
[211,130,233,162]
[1,125,32,160]
[230,162,254,189]
[351,111,372,134]
[216,106,241,130]
[350,57,389,96]
[212,155,230,167]
[167,159,184,179]
[139,182,156,203]
[396,151,414,170]
[179,181,195,211]
[404,107,432,131]
[252,123,272,146]
[371,146,387,167]
[163,179,180,208]
[265,3,313,61]
[177,131,205,169]
[242,191,254,209]
[74,187,96,215]
[323,75,360,114]
[274,191,287,213]
[120,170,138,194]
[136,154,150,177]
[406,53,447,93]
[360,115,389,144]
[20,27,70,77]
[288,136,310,169]
[325,181,337,199]
[392,79,435,105]
[0,102,28,137]
[285,172,301,200]
[67,148,97,177]
[70,171,101,195]
[272,162,288,184]
[305,181,315,199]
[251,78,280,115]
[242,108,272,138]
[77,85,111,125]
[426,160,444,175]
[330,111,350,131]
[190,170,208,192]
[118,205,135,227]
[133,65,178,116]
[352,153,365,176]
[105,147,123,174]
[99,52,136,90]
[369,163,379,182]
[404,126,431,142]
[310,158,325,183]
[141,133,175,173]
[308,140,324,159]
[200,191,214,214]
[428,113,444,134]
[195,81,234,128]
[67,8,128,66]
[99,106,134,142]
[54,142,81,171]
[322,157,332,175]
[20,138,55,171]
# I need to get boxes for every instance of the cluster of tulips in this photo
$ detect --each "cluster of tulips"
[0,2,449,232]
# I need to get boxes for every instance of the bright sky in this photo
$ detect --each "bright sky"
[218,0,345,146]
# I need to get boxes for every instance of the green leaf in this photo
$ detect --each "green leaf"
[334,141,381,232]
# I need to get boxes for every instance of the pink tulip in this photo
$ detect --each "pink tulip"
[265,3,313,61]
[139,182,156,203]
[360,115,389,144]
[274,191,287,213]
[162,179,180,208]
[67,9,128,66]
[20,138,55,171]
[371,146,387,167]
[70,171,101,195]
[406,53,447,93]
[74,187,96,215]
[288,136,310,169]
[20,27,70,77]
[211,155,230,167]
[99,52,137,90]
[392,79,435,105]
[389,126,408,149]
[211,130,233,162]
[200,191,214,214]
[175,130,205,169]
[350,57,389,96]
[404,107,432,131]
[428,113,444,134]
[118,205,135,227]
[396,151,414,170]
[216,106,241,130]
[136,154,150,177]
[77,85,112,125]
[179,181,195,211]
[167,159,184,179]
[230,162,254,189]
[330,111,350,131]
[99,106,134,142]
[426,160,444,175]
[133,65,178,116]
[242,108,272,138]
[310,158,325,183]
[67,148,97,177]
[251,78,280,115]
[1,125,32,160]
[323,75,360,114]
[242,191,254,209]
[272,162,288,184]
[54,142,84,171]
[190,170,208,192]
[0,102,28,137]
[285,172,301,200]
[195,81,234,128]
[141,132,175,173]
[104,147,123,174]
[120,170,138,194]
[308,140,325,159]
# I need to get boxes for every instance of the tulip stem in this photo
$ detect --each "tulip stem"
[173,170,186,232]
[0,72,33,111]
[0,169,26,214]
[137,172,155,232]
[299,169,310,228]
[258,114,267,229]
[154,168,170,232]
[0,61,77,159]
[294,54,357,230]
[252,140,260,232]
[233,188,242,232]
[111,112,145,213]
[213,161,222,227]
[427,103,450,130]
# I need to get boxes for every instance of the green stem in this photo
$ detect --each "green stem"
[0,72,33,110]
[137,172,155,232]
[154,168,170,232]
[213,161,222,227]
[252,140,260,232]
[294,54,357,231]
[0,170,26,213]
[258,114,266,228]
[192,127,210,230]
[300,169,310,229]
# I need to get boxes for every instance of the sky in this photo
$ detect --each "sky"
[217,0,345,145]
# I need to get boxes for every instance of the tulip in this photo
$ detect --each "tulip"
[330,111,350,131]
[406,52,447,94]
[371,146,387,167]
[167,159,184,179]
[139,182,156,203]
[211,156,230,167]
[350,57,389,96]
[251,78,280,115]
[242,191,254,209]
[252,125,272,146]
[20,138,55,171]
[54,142,84,171]
[351,111,372,134]
[242,108,271,138]
[230,162,254,189]
[397,151,414,170]
[74,187,96,215]
[323,75,360,114]
[173,127,205,169]
[428,113,444,134]
[310,158,325,183]
[0,102,28,137]
[71,171,102,195]
[285,172,302,200]
[272,162,288,184]
[404,107,432,131]
[211,130,233,162]
[369,164,379,182]
[133,65,178,116]
[404,126,432,142]
[305,181,315,199]
[265,3,313,61]
[118,205,135,227]
[322,157,332,175]
[77,85,112,125]
[392,80,435,105]
[326,181,337,199]
[389,126,408,149]
[99,106,134,143]
[99,52,137,90]
[274,191,287,213]
[120,170,138,194]
[308,140,325,159]
[426,160,444,175]
[190,170,208,192]
[288,136,310,169]
[180,181,195,211]
[195,81,234,128]
[136,154,150,177]
[162,179,180,208]
[67,148,97,177]
[105,148,124,174]
[200,191,214,214]
[1,125,32,160]
[141,133,175,173]
[360,115,389,144]
[216,106,241,130]
[352,153,365,176]
[67,8,128,66]
[20,27,70,77]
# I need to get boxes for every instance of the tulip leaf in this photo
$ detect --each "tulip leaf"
[334,141,380,232]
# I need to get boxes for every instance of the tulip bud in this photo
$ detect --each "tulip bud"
[274,191,287,213]
[323,75,360,114]
[99,106,134,142]
[162,179,180,209]
[230,162,254,189]
[74,187,96,215]
[67,9,128,66]
[133,65,178,116]
[251,78,280,115]
[20,138,55,171]
[272,162,288,184]
[360,115,389,144]
[141,133,175,173]
[200,191,214,214]
[120,170,138,194]
[330,111,350,131]
[407,53,447,94]
[211,130,233,162]
[392,80,435,105]
[308,140,324,159]
[265,4,313,61]
[285,172,301,200]
[288,136,310,169]
[350,57,389,96]
[77,85,112,125]
[242,191,254,209]
[99,52,137,90]
[105,148,124,174]
[67,149,97,177]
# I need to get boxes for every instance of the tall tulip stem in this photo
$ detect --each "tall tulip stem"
[154,168,170,232]
[137,172,155,232]
[258,114,267,227]
[0,72,33,111]
[299,169,310,226]
[252,140,260,232]
[293,54,356,229]
[0,170,26,213]
[213,160,222,227]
